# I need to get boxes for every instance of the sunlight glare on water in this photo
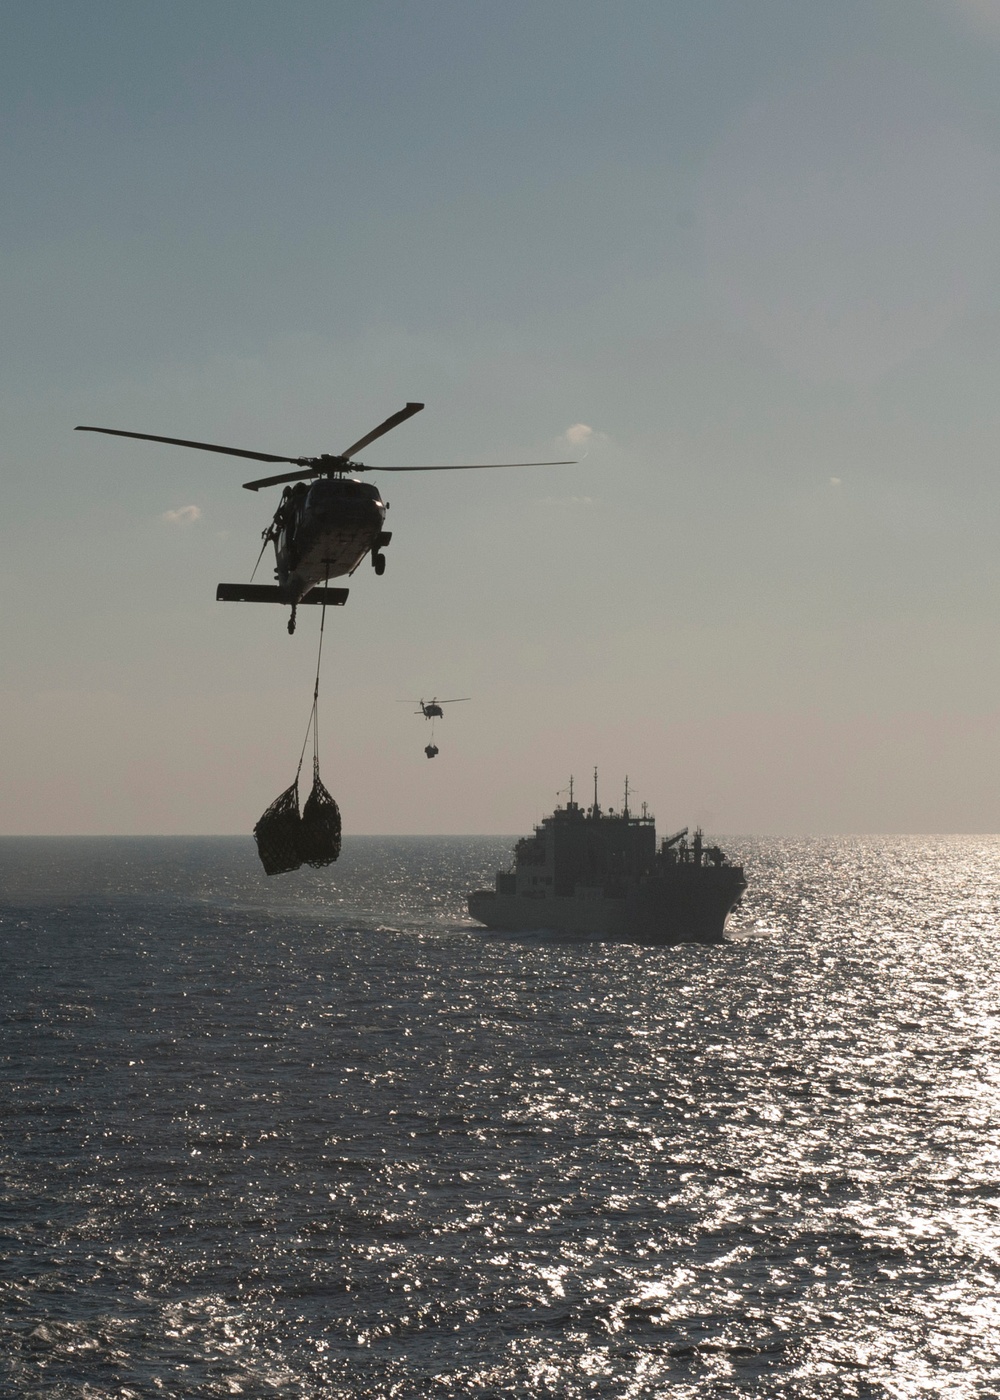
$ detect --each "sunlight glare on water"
[1,835,1000,1397]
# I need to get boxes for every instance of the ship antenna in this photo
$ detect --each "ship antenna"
[623,775,630,819]
[593,765,599,816]
[556,775,576,808]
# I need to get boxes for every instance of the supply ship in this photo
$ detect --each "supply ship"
[468,775,746,944]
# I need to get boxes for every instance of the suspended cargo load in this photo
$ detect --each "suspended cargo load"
[252,595,342,875]
[299,763,342,866]
[253,783,304,876]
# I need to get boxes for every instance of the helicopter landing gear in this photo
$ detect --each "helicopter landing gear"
[371,530,392,575]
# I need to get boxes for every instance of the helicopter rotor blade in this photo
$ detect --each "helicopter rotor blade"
[369,459,576,472]
[436,697,471,703]
[340,402,424,461]
[242,469,319,492]
[75,425,304,466]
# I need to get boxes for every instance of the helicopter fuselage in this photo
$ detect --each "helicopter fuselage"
[273,477,388,601]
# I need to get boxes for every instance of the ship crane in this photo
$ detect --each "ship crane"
[661,827,689,849]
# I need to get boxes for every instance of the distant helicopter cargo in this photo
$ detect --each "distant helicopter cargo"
[75,404,574,633]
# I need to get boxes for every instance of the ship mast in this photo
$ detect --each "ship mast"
[623,775,630,819]
[593,766,599,817]
[557,776,576,808]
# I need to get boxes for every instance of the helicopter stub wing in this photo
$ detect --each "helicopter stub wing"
[217,584,349,605]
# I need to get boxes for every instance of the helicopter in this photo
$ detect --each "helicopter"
[75,404,573,633]
[413,697,470,719]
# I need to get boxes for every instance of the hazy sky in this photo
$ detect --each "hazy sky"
[5,0,1000,835]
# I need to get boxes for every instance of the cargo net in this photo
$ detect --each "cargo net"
[253,597,342,875]
[253,781,303,876]
[300,760,342,867]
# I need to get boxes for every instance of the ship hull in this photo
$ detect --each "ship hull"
[468,870,744,945]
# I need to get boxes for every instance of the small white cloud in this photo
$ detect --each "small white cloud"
[562,423,611,456]
[162,505,202,525]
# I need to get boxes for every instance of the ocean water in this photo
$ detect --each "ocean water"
[2,834,1000,1399]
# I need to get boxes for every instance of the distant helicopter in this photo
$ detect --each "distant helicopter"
[76,404,573,633]
[413,697,470,719]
